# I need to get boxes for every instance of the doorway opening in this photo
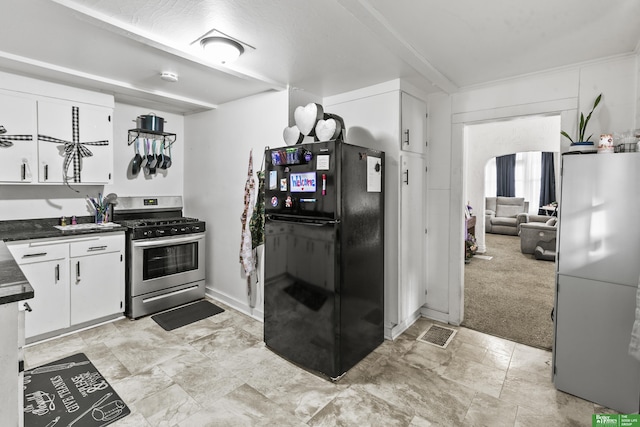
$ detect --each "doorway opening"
[462,114,560,349]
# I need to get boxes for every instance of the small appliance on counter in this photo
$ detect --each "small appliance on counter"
[113,196,206,319]
[263,139,385,379]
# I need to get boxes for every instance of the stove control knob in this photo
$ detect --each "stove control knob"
[143,230,152,237]
[180,226,189,233]
[192,225,201,232]
[155,229,165,237]
[171,227,178,234]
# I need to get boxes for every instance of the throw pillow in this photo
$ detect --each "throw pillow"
[545,217,557,226]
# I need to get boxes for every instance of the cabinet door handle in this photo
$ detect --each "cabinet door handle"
[404,129,410,145]
[403,169,409,185]
[44,164,48,181]
[55,264,60,282]
[23,252,47,258]
[21,163,26,180]
[23,302,32,312]
[88,245,107,252]
[76,261,81,283]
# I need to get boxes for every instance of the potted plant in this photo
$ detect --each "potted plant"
[561,93,602,146]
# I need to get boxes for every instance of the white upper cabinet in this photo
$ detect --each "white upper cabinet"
[400,92,427,154]
[37,99,113,185]
[0,90,37,183]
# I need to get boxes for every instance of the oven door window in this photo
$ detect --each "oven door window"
[143,242,198,280]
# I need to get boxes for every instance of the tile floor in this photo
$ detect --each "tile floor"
[24,297,612,426]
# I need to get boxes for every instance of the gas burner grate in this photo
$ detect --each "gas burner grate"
[416,324,457,349]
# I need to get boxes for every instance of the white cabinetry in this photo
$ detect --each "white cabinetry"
[9,242,69,338]
[69,234,123,324]
[7,233,125,342]
[0,90,37,183]
[0,71,114,186]
[401,92,427,154]
[37,99,113,184]
[325,81,427,338]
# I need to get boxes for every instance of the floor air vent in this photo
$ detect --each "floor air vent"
[417,325,457,349]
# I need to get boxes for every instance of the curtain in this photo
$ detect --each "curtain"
[538,151,556,214]
[495,154,515,197]
[515,152,541,215]
[485,157,497,198]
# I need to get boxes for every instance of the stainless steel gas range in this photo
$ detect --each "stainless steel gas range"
[113,196,206,319]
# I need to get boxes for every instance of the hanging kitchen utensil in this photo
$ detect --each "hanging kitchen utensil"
[164,140,172,169]
[157,141,166,170]
[141,138,150,174]
[131,138,142,176]
[136,113,166,132]
[148,139,158,174]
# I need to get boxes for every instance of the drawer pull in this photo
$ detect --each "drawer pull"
[404,129,410,145]
[21,163,26,180]
[44,164,48,181]
[87,245,108,252]
[23,302,32,312]
[22,252,47,258]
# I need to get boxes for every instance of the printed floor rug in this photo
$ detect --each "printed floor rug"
[152,300,225,331]
[24,352,130,426]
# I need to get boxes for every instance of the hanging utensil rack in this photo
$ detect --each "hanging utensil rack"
[127,128,176,147]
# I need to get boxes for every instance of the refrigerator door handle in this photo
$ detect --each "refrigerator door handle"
[266,215,340,226]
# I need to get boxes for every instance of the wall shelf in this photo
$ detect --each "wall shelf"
[127,129,176,147]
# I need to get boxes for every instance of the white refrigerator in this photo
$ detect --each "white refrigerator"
[553,153,640,413]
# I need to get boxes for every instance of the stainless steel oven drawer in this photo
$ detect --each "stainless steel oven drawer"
[126,280,206,319]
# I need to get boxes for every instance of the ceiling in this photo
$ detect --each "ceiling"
[1,0,639,114]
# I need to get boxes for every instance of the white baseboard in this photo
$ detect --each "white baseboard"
[205,287,264,322]
[385,308,423,340]
[420,307,452,325]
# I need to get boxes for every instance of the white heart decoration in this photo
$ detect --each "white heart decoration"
[315,119,339,142]
[283,126,303,145]
[294,103,324,136]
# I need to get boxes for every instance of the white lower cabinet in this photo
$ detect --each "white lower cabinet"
[70,235,123,325]
[7,233,125,341]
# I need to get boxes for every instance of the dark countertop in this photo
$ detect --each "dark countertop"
[0,217,126,305]
[0,240,33,304]
[0,216,126,242]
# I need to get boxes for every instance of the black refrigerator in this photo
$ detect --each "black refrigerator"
[263,139,385,379]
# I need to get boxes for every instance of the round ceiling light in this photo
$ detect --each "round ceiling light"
[200,36,244,64]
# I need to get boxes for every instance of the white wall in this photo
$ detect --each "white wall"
[183,90,289,319]
[0,74,183,221]
[426,54,638,325]
[466,115,560,252]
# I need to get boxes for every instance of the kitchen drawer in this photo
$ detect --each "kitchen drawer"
[6,241,68,265]
[69,234,123,257]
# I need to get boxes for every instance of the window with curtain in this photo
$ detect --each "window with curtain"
[485,151,542,215]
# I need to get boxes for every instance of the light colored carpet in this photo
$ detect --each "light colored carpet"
[463,233,555,350]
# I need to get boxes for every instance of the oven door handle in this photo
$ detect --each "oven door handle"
[132,234,205,248]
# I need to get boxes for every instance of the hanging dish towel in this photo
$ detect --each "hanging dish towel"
[250,169,265,249]
[240,150,256,302]
[630,275,640,362]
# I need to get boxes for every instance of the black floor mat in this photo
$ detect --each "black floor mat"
[152,300,224,331]
[24,353,130,427]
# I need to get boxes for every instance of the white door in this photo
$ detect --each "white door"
[37,99,113,184]
[0,90,36,183]
[70,251,122,325]
[20,260,70,338]
[399,153,426,320]
[400,92,426,155]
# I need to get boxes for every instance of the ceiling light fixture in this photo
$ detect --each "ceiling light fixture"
[200,36,244,64]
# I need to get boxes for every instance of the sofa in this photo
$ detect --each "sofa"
[520,216,558,260]
[485,197,529,235]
